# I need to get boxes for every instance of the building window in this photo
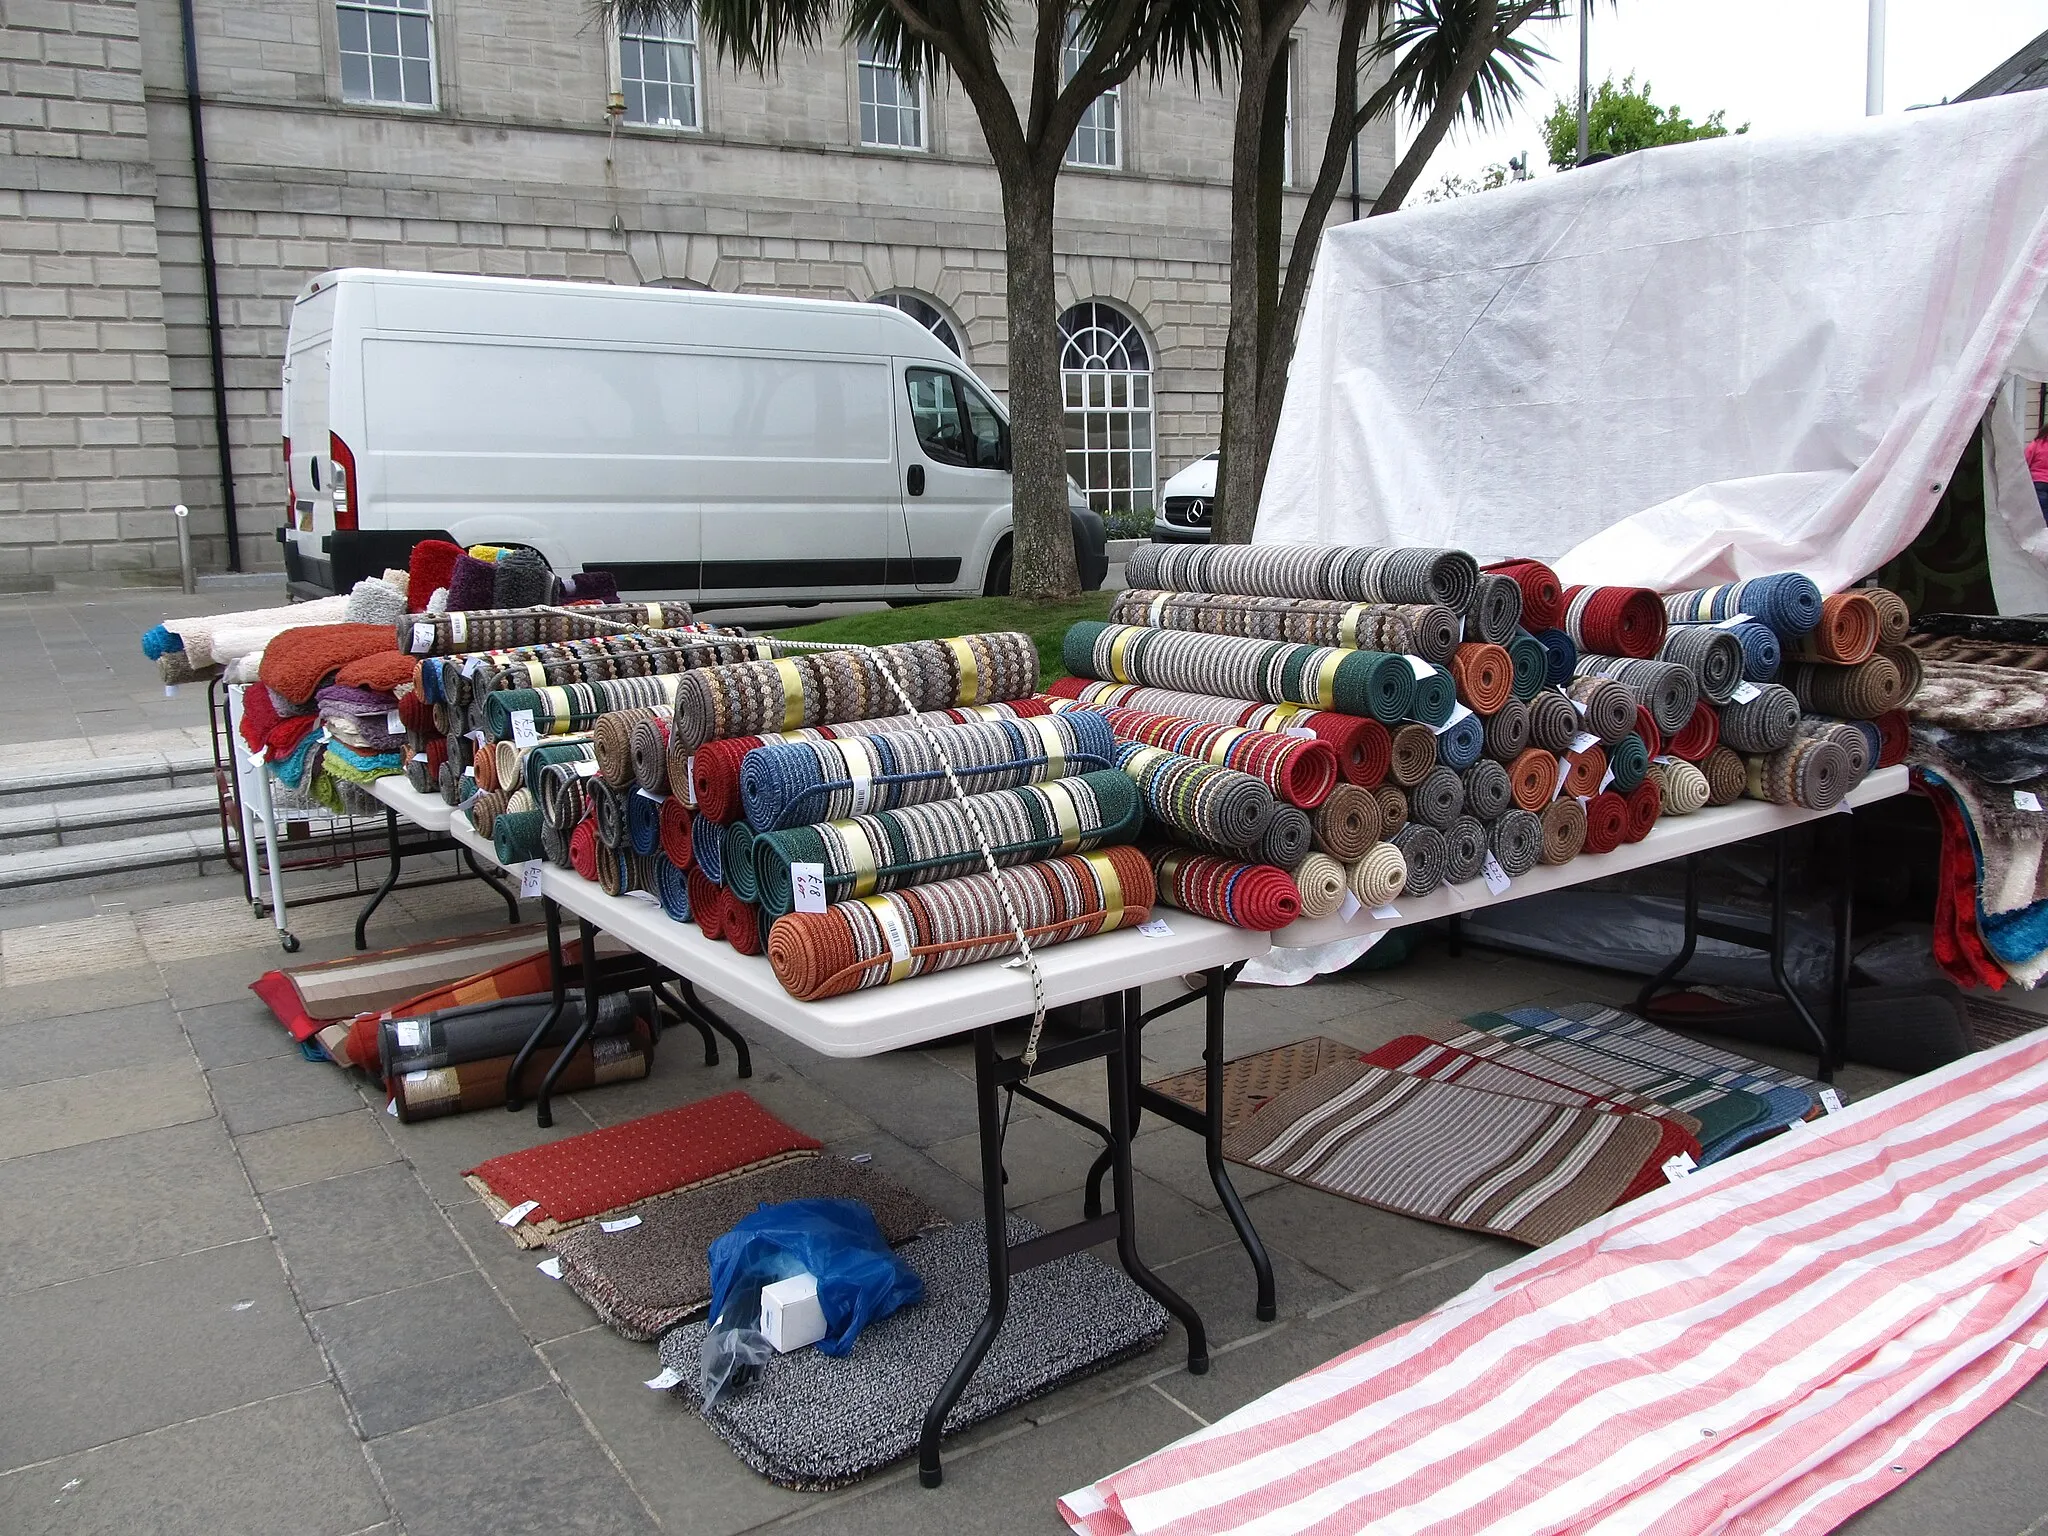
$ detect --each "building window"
[619,15,701,129]
[1059,302,1153,513]
[858,37,924,150]
[871,292,964,359]
[1063,20,1121,169]
[338,0,436,108]
[1281,38,1297,188]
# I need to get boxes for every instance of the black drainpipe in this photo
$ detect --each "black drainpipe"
[176,0,242,572]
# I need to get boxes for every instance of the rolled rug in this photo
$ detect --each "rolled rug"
[1463,573,1525,645]
[400,601,695,658]
[1313,782,1382,862]
[1443,815,1488,885]
[1387,723,1438,787]
[1561,586,1668,659]
[1293,853,1349,919]
[1505,630,1549,700]
[1411,765,1465,829]
[1483,558,1563,631]
[687,866,721,934]
[1148,846,1303,930]
[540,815,570,867]
[588,779,626,850]
[722,821,759,902]
[1565,676,1635,744]
[1462,758,1513,821]
[524,738,596,802]
[393,1022,654,1124]
[1252,805,1316,870]
[1390,823,1447,897]
[1063,623,1417,722]
[1434,711,1485,771]
[1658,625,1744,704]
[1405,664,1457,728]
[725,895,765,956]
[1668,698,1721,761]
[1123,542,1477,608]
[1374,785,1409,837]
[1490,807,1542,876]
[1879,642,1924,705]
[1527,690,1582,753]
[1539,796,1587,864]
[1718,682,1802,752]
[1108,590,1462,662]
[491,546,553,609]
[1449,643,1513,714]
[474,743,502,794]
[1662,573,1823,636]
[1786,592,1880,665]
[1607,733,1651,793]
[1118,743,1278,853]
[1582,790,1630,854]
[379,991,633,1085]
[1348,843,1407,909]
[1795,715,1872,779]
[1689,618,1786,682]
[539,760,597,836]
[1701,745,1747,805]
[1865,587,1911,645]
[596,842,626,897]
[1559,742,1607,799]
[1482,695,1530,760]
[1622,780,1662,842]
[1632,705,1663,763]
[658,794,693,869]
[1043,680,1390,787]
[487,675,683,743]
[1507,747,1555,811]
[1655,757,1712,815]
[1744,737,1854,811]
[625,788,665,857]
[467,789,508,839]
[1874,709,1910,767]
[689,808,723,882]
[1100,707,1337,808]
[1535,629,1577,687]
[569,812,599,881]
[628,715,672,794]
[752,769,1140,919]
[768,846,1155,1000]
[1574,655,1701,737]
[655,854,692,921]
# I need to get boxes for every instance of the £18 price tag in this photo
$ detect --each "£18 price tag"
[791,862,828,913]
[1481,851,1511,896]
[1136,917,1173,937]
[510,709,539,750]
[518,861,543,898]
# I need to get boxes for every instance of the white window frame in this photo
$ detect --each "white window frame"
[336,0,437,110]
[610,12,703,132]
[1062,20,1122,170]
[857,36,926,151]
[871,291,966,360]
[1059,302,1154,513]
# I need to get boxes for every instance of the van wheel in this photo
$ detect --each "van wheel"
[983,541,1013,598]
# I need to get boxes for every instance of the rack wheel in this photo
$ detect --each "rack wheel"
[280,932,301,953]
[252,900,265,918]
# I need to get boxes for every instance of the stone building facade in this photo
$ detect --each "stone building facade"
[1,0,1394,584]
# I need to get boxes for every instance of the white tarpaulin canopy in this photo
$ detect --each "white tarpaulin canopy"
[1259,91,2048,610]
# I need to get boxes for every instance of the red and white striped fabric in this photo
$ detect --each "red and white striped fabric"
[1060,1030,2048,1536]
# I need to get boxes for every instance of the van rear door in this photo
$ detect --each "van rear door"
[281,286,336,580]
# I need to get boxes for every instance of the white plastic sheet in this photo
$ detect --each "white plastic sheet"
[1261,92,2048,601]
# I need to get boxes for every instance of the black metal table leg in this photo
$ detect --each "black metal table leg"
[461,845,523,923]
[1634,852,1702,1015]
[679,979,753,1079]
[354,807,406,950]
[1202,968,1275,1321]
[535,917,602,1127]
[505,897,568,1112]
[653,977,719,1066]
[1765,833,1833,1082]
[1829,815,1856,1074]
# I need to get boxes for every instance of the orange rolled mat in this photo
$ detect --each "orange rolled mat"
[1507,747,1556,812]
[1787,592,1879,665]
[1559,743,1607,799]
[1448,643,1513,715]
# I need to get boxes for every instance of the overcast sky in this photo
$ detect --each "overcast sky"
[1400,0,2048,189]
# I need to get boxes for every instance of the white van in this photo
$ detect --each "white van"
[278,269,1107,604]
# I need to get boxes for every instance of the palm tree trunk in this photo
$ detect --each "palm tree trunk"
[1216,16,1285,546]
[1001,165,1080,599]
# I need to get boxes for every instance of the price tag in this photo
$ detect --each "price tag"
[510,709,539,749]
[645,1366,686,1390]
[1283,726,1319,740]
[1599,766,1616,793]
[1819,1087,1845,1114]
[411,620,435,654]
[1568,731,1601,754]
[1570,696,1590,716]
[1136,917,1174,937]
[386,1097,397,1116]
[498,1199,540,1227]
[1662,1152,1697,1182]
[2015,789,2043,813]
[635,787,666,805]
[1481,851,1511,896]
[536,1256,563,1279]
[600,1215,643,1232]
[1430,702,1474,737]
[518,861,543,898]
[462,654,485,678]
[791,862,828,913]
[625,889,660,905]
[1339,889,1361,920]
[394,1019,424,1051]
[1652,754,1677,765]
[1405,656,1436,679]
[1712,613,1756,630]
[1554,756,1574,799]
[680,754,698,807]
[1371,903,1401,920]
[1729,680,1762,704]
[386,707,404,735]
[164,683,177,698]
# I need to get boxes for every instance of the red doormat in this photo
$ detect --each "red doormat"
[466,1091,822,1246]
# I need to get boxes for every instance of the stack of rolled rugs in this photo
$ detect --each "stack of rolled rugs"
[1071,544,1921,924]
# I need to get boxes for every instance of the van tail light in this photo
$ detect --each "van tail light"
[282,436,295,530]
[329,431,358,531]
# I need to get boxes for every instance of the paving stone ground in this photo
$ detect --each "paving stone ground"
[0,587,2044,1536]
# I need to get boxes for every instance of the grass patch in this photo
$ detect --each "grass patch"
[769,591,1115,681]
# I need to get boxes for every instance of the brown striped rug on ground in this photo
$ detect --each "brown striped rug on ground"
[1147,1036,1361,1133]
[1220,1058,1667,1246]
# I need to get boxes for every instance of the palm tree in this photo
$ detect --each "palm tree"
[609,0,1232,598]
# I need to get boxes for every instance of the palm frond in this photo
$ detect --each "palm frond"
[606,0,838,71]
[1369,0,1557,130]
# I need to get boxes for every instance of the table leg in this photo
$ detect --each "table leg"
[460,845,523,923]
[1829,814,1856,1074]
[1634,852,1701,1014]
[1766,832,1833,1083]
[535,917,602,1128]
[653,977,719,1066]
[1202,968,1275,1322]
[678,980,753,1079]
[505,898,568,1113]
[354,807,405,951]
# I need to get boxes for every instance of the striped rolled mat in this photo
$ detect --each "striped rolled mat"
[739,709,1114,832]
[1866,585,1911,644]
[1527,689,1581,752]
[1406,664,1456,728]
[1148,846,1303,929]
[1680,616,1786,681]
[486,674,682,742]
[1312,783,1380,862]
[1607,732,1650,792]
[1374,785,1408,837]
[569,813,599,882]
[670,632,1040,751]
[397,601,695,657]
[1443,815,1488,885]
[1434,711,1484,771]
[1796,714,1873,778]
[1461,758,1512,821]
[628,715,671,794]
[658,795,693,869]
[1449,643,1512,714]
[1390,822,1446,896]
[1410,765,1465,829]
[752,770,1140,919]
[722,821,758,901]
[1631,704,1663,762]
[538,759,598,837]
[1157,804,1311,873]
[1063,623,1418,723]
[1116,742,1277,854]
[1540,795,1586,863]
[436,630,759,714]
[1662,572,1824,635]
[588,779,626,851]
[1719,681,1802,751]
[654,855,691,921]
[1875,708,1909,767]
[689,809,724,883]
[1622,779,1662,842]
[1657,624,1744,703]
[1293,853,1348,919]
[1483,557,1563,630]
[1582,790,1630,854]
[1490,806,1542,875]
[467,789,507,838]
[1879,641,1924,704]
[493,809,544,865]
[1561,585,1668,659]
[1745,737,1854,810]
[1124,542,1478,608]
[1565,675,1635,743]
[522,738,595,802]
[1559,741,1607,798]
[1387,722,1438,786]
[1535,628,1577,687]
[1507,747,1555,811]
[1482,694,1530,760]
[1786,591,1880,664]
[1107,589,1462,662]
[539,814,570,868]
[766,845,1154,1000]
[1668,697,1720,760]
[1701,743,1746,805]
[1462,572,1524,645]
[1098,707,1337,808]
[1653,756,1711,814]
[1573,655,1701,736]
[1041,681,1389,788]
[1347,843,1407,908]
[687,866,720,934]
[592,707,661,787]
[1505,630,1548,700]
[625,788,664,857]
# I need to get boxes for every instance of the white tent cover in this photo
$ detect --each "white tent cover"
[1259,91,2048,607]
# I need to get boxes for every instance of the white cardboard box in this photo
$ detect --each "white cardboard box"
[760,1273,827,1353]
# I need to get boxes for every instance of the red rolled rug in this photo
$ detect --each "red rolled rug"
[658,795,694,869]
[1561,586,1667,660]
[1622,780,1662,842]
[1148,847,1302,930]
[1581,790,1629,854]
[1632,705,1663,763]
[1483,558,1563,631]
[1874,709,1909,768]
[569,811,600,882]
[1786,591,1880,664]
[1667,698,1720,762]
[688,867,722,936]
[1507,747,1556,812]
[689,736,762,824]
[725,894,764,955]
[407,538,463,612]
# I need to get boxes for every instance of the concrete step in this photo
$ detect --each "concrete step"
[0,828,224,892]
[0,749,218,806]
[0,783,224,850]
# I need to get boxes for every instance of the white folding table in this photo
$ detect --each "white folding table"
[358,775,522,950]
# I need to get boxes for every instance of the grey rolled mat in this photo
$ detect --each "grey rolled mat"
[1489,807,1542,875]
[1482,695,1531,760]
[1574,655,1701,737]
[1410,765,1465,829]
[1462,572,1526,646]
[1443,814,1488,885]
[1719,683,1801,753]
[1390,822,1447,897]
[1461,759,1513,821]
[1527,690,1582,753]
[492,546,555,608]
[378,991,635,1082]
[1658,625,1744,705]
[1564,676,1636,744]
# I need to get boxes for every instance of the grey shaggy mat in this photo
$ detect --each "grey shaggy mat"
[655,1217,1170,1489]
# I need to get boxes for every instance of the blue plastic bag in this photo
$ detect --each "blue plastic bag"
[705,1198,923,1357]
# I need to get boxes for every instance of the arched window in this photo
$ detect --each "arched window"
[871,291,964,359]
[1059,302,1153,512]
